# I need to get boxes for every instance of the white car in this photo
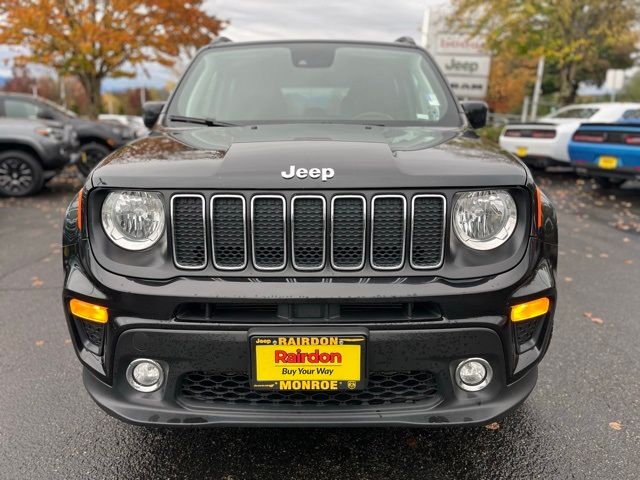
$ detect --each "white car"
[499,103,640,167]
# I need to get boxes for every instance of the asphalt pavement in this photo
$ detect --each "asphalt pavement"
[0,170,638,480]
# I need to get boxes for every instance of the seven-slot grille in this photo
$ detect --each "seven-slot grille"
[171,193,445,272]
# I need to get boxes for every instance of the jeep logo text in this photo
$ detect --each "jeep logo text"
[281,165,335,181]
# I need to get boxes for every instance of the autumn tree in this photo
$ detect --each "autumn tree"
[449,0,639,105]
[486,54,536,113]
[0,1,226,117]
[2,66,35,94]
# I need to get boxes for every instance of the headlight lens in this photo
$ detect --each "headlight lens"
[453,190,517,250]
[101,191,165,250]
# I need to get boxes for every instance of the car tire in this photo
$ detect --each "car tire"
[77,142,111,177]
[594,177,625,189]
[0,150,44,197]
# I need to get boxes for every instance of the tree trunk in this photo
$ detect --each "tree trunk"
[558,62,578,106]
[79,74,102,119]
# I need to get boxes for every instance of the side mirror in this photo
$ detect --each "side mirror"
[461,101,488,129]
[142,101,165,129]
[37,109,56,121]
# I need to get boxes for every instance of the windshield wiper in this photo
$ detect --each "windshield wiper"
[167,115,237,127]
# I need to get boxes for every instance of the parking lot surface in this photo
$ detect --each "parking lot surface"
[0,171,638,480]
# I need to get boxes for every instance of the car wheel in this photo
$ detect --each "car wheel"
[77,142,111,177]
[0,151,44,197]
[594,177,625,189]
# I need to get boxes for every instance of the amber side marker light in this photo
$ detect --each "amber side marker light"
[535,187,543,229]
[77,189,83,230]
[510,297,550,322]
[69,298,108,324]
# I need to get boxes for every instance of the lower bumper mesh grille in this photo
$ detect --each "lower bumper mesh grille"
[82,322,104,349]
[179,371,440,407]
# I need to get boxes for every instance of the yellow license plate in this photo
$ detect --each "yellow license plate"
[251,335,365,391]
[598,156,618,169]
[516,146,528,157]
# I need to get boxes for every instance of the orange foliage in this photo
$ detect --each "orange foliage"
[486,55,536,114]
[0,0,226,116]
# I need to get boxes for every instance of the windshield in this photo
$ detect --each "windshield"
[41,97,77,118]
[167,42,460,127]
[548,107,598,119]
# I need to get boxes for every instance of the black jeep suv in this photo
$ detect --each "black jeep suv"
[62,39,557,427]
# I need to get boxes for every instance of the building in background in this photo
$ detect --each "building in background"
[420,8,491,100]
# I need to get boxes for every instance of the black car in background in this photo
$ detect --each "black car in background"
[0,117,78,196]
[0,93,132,176]
[63,39,558,427]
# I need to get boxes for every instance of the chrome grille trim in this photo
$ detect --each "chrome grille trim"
[250,195,287,271]
[410,194,446,270]
[330,195,366,271]
[210,194,247,271]
[169,192,446,273]
[170,194,207,270]
[291,195,327,271]
[370,194,407,271]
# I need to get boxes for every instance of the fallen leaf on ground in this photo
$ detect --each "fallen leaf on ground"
[485,422,500,430]
[609,421,623,431]
[64,339,72,345]
[31,277,43,287]
[624,259,634,265]
[599,253,609,258]
[591,317,604,325]
[623,237,630,243]
[35,340,45,347]
[564,277,573,282]
[583,312,593,318]
[406,436,418,448]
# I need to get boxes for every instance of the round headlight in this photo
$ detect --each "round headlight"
[453,190,517,250]
[101,191,165,250]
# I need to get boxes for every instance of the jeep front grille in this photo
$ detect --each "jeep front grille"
[331,196,366,270]
[171,195,207,269]
[211,195,247,270]
[251,196,286,270]
[171,192,445,272]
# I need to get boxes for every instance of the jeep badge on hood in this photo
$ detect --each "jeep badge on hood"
[281,165,335,181]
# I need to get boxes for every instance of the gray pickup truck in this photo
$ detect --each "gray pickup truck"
[0,117,79,196]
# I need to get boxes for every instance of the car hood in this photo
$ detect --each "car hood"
[90,124,527,190]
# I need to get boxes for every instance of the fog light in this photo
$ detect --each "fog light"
[455,358,492,392]
[126,359,164,392]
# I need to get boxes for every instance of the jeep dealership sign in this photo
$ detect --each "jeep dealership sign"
[421,9,491,99]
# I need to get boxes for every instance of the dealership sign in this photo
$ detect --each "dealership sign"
[421,9,491,99]
[434,55,491,77]
[435,34,486,55]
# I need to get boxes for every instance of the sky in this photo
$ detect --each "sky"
[211,0,445,42]
[0,0,448,91]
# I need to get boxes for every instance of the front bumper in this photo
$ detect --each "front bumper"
[63,233,556,427]
[40,140,75,171]
[83,327,539,427]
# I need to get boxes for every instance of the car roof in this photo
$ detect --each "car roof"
[556,102,640,109]
[202,38,421,52]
